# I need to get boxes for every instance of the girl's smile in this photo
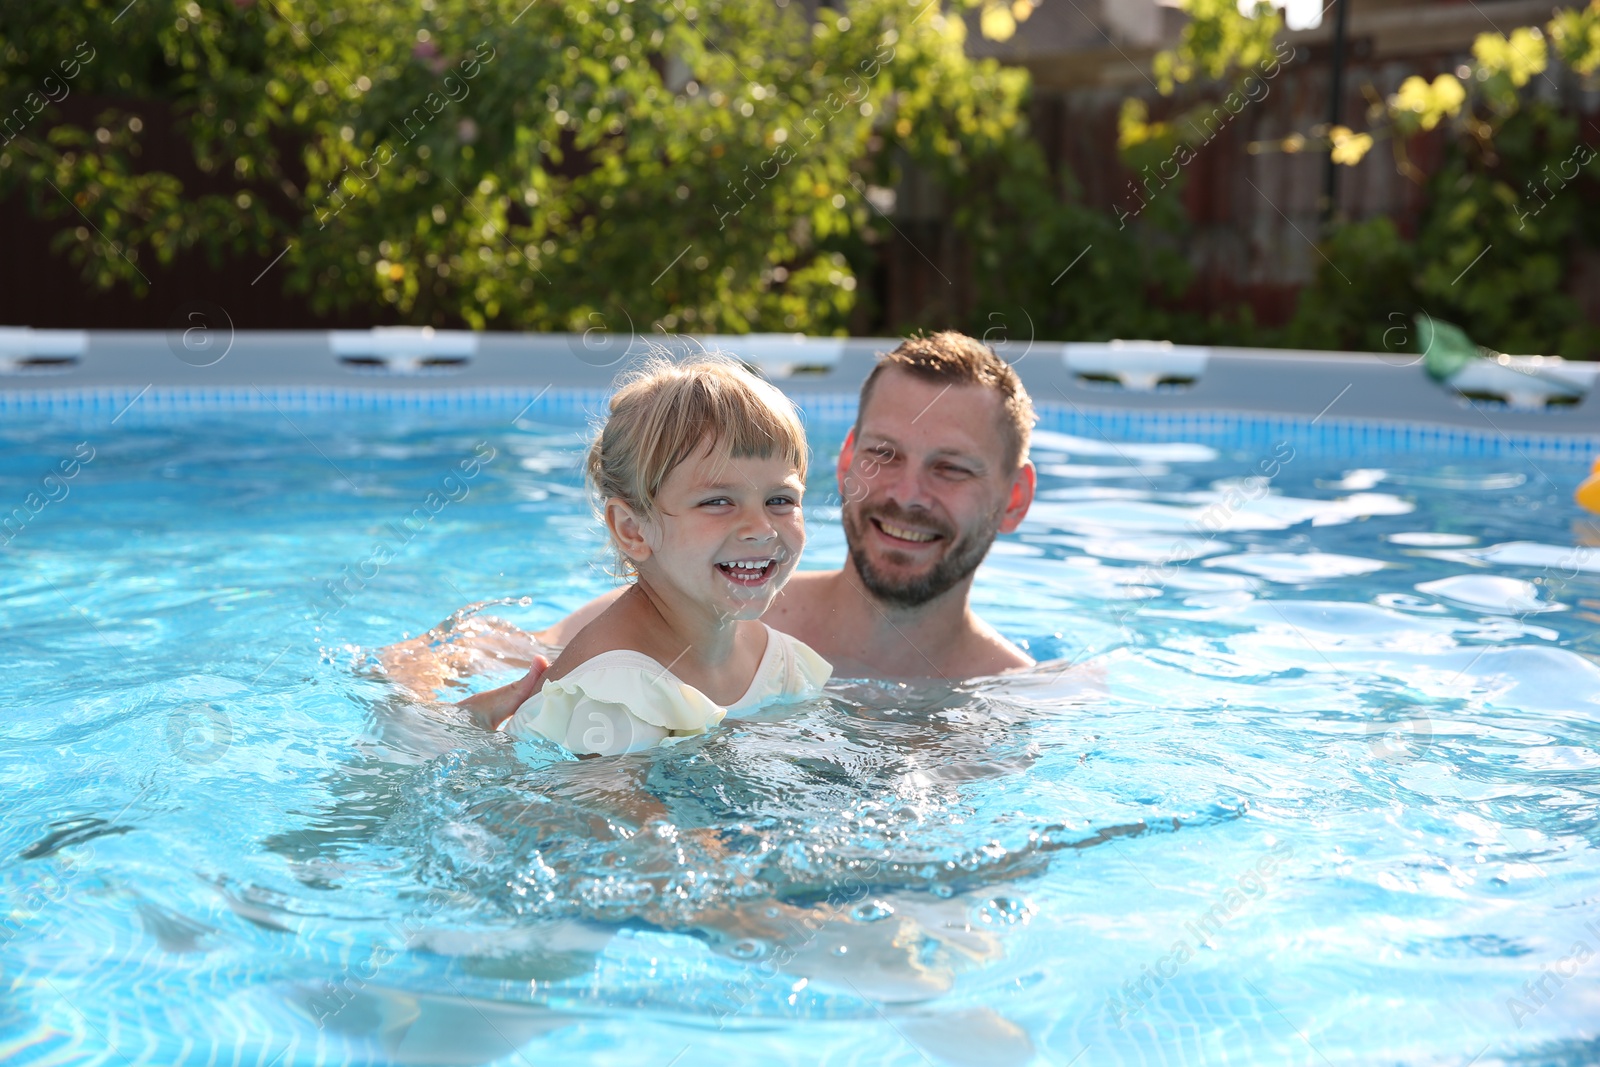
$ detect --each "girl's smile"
[715,556,781,586]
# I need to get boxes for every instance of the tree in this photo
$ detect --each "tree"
[1,0,1179,341]
[1131,0,1600,357]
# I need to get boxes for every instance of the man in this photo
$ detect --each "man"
[384,330,1038,722]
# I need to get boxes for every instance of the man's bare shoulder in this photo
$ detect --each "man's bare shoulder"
[959,615,1035,677]
[965,638,1035,676]
[764,569,840,624]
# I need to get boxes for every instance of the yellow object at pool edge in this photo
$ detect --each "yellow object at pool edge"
[1578,458,1600,514]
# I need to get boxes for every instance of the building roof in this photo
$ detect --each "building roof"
[966,0,1582,91]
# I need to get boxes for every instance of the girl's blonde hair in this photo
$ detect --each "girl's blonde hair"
[587,354,808,529]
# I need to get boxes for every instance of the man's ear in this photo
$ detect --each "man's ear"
[998,460,1036,534]
[836,427,857,496]
[604,498,653,564]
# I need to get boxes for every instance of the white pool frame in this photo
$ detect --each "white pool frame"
[1,328,1597,448]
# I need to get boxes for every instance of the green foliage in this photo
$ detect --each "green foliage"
[873,18,1191,341]
[1549,0,1600,76]
[1151,0,1281,95]
[1472,26,1549,113]
[1,1,278,286]
[2,0,887,329]
[1388,73,1466,136]
[1410,104,1600,358]
[0,0,1177,340]
[1143,0,1600,358]
[1285,105,1600,359]
[963,155,1193,344]
[1280,216,1415,353]
[7,0,1592,356]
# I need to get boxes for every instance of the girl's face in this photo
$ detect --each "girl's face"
[614,442,806,622]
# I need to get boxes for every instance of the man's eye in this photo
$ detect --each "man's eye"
[937,465,972,478]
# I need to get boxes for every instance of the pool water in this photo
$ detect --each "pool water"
[2,401,1598,1066]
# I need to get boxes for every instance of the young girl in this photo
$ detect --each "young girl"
[498,356,831,754]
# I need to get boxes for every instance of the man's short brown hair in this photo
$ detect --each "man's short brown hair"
[856,331,1037,470]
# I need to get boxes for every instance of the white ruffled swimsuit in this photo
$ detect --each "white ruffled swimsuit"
[499,624,831,755]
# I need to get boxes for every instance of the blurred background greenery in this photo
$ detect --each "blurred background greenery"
[2,0,1598,356]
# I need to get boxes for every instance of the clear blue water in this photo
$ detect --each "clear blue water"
[3,401,1599,1066]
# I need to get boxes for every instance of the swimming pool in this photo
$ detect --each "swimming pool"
[3,390,1598,1066]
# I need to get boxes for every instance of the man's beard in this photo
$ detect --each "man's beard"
[842,499,1001,609]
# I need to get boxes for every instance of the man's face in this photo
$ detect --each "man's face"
[838,369,1033,608]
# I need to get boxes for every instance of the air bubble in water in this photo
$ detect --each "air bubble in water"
[931,884,955,899]
[519,596,532,607]
[728,938,767,960]
[977,896,1034,926]
[850,899,894,922]
[830,944,849,956]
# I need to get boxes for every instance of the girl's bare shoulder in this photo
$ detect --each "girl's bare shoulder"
[544,592,655,681]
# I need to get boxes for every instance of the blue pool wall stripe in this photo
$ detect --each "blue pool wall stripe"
[0,385,1594,461]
